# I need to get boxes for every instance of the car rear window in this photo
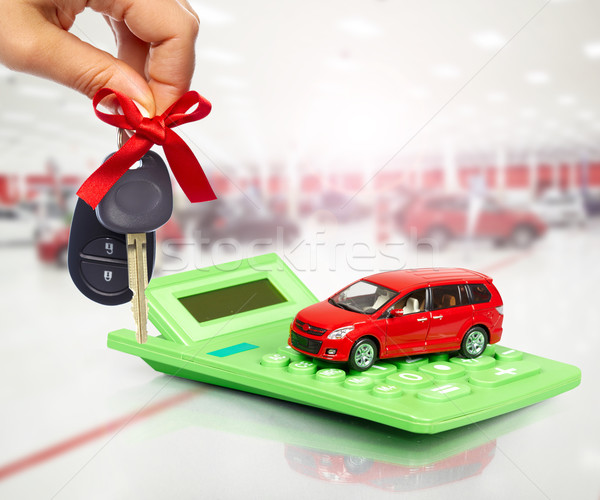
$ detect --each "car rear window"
[468,283,492,304]
[431,285,469,310]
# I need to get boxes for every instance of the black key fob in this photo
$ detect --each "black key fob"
[67,197,156,305]
[96,151,173,234]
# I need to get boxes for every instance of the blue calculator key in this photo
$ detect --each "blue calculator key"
[417,382,472,402]
[386,370,434,389]
[495,348,524,362]
[418,361,466,380]
[450,355,496,371]
[469,361,541,388]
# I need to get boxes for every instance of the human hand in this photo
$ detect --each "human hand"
[0,0,199,116]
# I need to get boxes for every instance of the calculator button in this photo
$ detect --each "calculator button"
[350,362,396,380]
[393,357,429,370]
[495,348,523,362]
[82,237,127,261]
[469,361,540,388]
[278,345,306,362]
[372,384,403,399]
[261,353,290,368]
[417,382,471,402]
[80,261,128,293]
[450,355,496,371]
[418,362,466,380]
[316,368,346,383]
[288,360,318,375]
[483,344,496,356]
[344,376,374,391]
[386,370,433,389]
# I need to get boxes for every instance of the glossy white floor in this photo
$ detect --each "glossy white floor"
[0,221,597,499]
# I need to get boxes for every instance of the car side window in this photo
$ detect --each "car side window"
[431,285,464,310]
[385,288,427,316]
[468,283,492,304]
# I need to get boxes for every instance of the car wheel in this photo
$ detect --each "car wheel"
[426,226,450,249]
[511,224,536,248]
[343,456,374,474]
[460,327,488,358]
[348,338,378,371]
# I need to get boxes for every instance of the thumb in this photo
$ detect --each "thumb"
[1,20,155,116]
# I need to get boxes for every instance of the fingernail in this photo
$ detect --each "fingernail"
[133,100,152,118]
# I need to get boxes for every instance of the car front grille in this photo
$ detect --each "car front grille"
[294,319,327,336]
[291,332,323,355]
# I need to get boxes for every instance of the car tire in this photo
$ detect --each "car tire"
[348,338,378,371]
[511,224,536,248]
[460,327,488,358]
[343,456,374,474]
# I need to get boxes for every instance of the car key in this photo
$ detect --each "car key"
[67,197,156,306]
[95,150,173,343]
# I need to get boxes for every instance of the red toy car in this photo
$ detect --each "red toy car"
[289,268,503,371]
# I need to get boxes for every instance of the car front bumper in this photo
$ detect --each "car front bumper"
[288,328,353,362]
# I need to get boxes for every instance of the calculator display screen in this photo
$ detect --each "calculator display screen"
[179,279,287,323]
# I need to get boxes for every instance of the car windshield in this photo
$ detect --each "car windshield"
[329,280,398,315]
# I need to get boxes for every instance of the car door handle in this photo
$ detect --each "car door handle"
[432,315,443,319]
[417,317,428,322]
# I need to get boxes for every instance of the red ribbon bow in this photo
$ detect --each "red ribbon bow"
[77,88,216,209]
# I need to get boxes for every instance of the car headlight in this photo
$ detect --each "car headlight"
[327,326,354,339]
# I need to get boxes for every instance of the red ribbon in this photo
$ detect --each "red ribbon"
[77,88,216,209]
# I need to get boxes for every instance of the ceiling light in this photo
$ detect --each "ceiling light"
[487,91,507,103]
[326,57,359,71]
[525,71,550,85]
[337,17,382,38]
[407,87,429,99]
[188,2,233,25]
[213,76,247,90]
[557,94,576,106]
[197,48,241,65]
[430,64,461,79]
[583,41,600,59]
[520,107,537,119]
[471,31,506,50]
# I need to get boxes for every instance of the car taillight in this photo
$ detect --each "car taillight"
[496,306,504,315]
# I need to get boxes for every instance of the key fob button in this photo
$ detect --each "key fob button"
[82,237,127,261]
[81,261,128,294]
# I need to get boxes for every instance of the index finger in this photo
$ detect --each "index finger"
[89,0,199,114]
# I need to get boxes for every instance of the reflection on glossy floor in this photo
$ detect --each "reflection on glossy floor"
[0,222,598,499]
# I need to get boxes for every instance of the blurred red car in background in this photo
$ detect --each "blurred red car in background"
[397,194,546,248]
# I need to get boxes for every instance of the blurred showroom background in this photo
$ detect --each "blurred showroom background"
[0,0,599,277]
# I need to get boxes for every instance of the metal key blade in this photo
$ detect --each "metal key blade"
[126,233,148,343]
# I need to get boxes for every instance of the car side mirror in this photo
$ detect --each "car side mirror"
[389,309,404,318]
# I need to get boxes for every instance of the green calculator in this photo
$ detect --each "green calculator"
[107,253,581,434]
